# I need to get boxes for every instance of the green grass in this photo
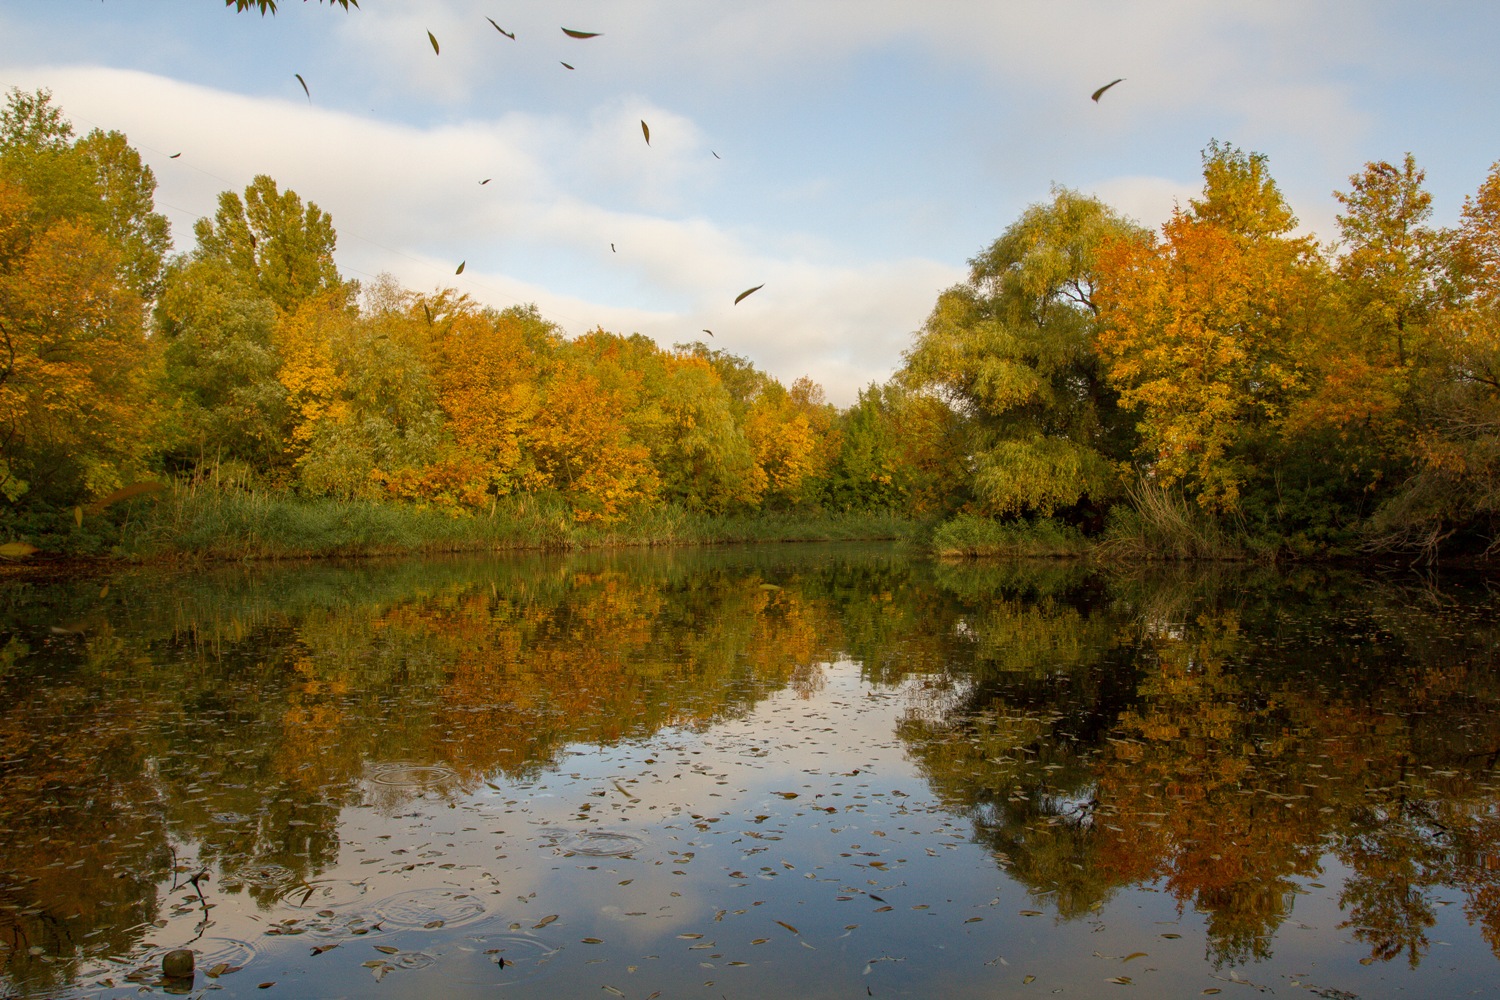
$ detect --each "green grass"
[930,514,1090,559]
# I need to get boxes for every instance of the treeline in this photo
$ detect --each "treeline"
[2,86,1498,560]
[0,88,960,552]
[904,140,1500,560]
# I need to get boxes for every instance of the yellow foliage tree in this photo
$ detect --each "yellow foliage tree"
[0,185,153,503]
[1096,145,1328,511]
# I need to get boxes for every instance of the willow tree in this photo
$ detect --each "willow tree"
[901,188,1146,521]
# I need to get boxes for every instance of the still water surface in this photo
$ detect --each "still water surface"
[2,545,1498,998]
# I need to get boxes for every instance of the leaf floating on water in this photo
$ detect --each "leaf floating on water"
[734,283,764,305]
[428,30,440,54]
[751,938,769,945]
[1105,977,1133,985]
[374,945,400,955]
[310,944,338,955]
[964,917,983,923]
[776,920,799,934]
[873,906,893,912]
[1023,975,1036,984]
[582,937,604,944]
[1160,933,1181,939]
[534,914,559,928]
[1121,952,1148,962]
[207,963,231,978]
[602,987,625,997]
[258,984,276,990]
[1201,991,1222,996]
[1019,909,1043,916]
[425,919,445,929]
[677,933,703,939]
[775,791,798,799]
[562,27,601,38]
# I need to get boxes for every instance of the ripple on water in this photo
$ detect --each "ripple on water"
[222,863,298,891]
[275,878,369,910]
[367,761,458,787]
[536,826,647,858]
[431,933,562,986]
[192,937,261,970]
[559,829,646,858]
[370,888,487,931]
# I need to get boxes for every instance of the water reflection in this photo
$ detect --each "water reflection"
[0,548,1497,996]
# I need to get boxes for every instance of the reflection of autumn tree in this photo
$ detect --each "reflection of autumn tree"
[895,565,1500,968]
[0,627,169,994]
[899,566,1135,917]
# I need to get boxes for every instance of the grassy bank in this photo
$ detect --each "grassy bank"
[930,514,1091,559]
[71,485,927,563]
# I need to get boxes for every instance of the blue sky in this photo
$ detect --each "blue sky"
[3,1,1498,404]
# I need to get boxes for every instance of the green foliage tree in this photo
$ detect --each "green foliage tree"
[193,174,351,313]
[902,188,1146,521]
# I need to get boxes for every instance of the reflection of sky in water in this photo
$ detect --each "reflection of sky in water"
[1,551,1499,997]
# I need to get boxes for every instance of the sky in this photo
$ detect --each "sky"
[2,1,1498,406]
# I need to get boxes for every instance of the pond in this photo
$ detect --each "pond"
[1,545,1498,998]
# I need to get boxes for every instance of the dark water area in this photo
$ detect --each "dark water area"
[1,545,1498,998]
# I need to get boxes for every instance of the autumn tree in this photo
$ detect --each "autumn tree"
[903,188,1145,522]
[1096,143,1331,513]
[0,90,163,511]
[1367,160,1500,555]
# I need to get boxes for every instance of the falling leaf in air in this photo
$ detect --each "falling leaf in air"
[702,329,713,337]
[422,303,433,325]
[560,62,574,70]
[86,481,165,514]
[295,73,310,101]
[562,27,601,38]
[455,260,466,275]
[486,17,515,39]
[1091,78,1123,102]
[712,150,721,159]
[734,283,764,305]
[641,120,650,145]
[73,506,83,527]
[169,152,182,158]
[611,243,616,252]
[480,178,491,185]
[428,30,440,54]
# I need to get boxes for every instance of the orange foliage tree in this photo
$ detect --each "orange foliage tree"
[1096,144,1329,511]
